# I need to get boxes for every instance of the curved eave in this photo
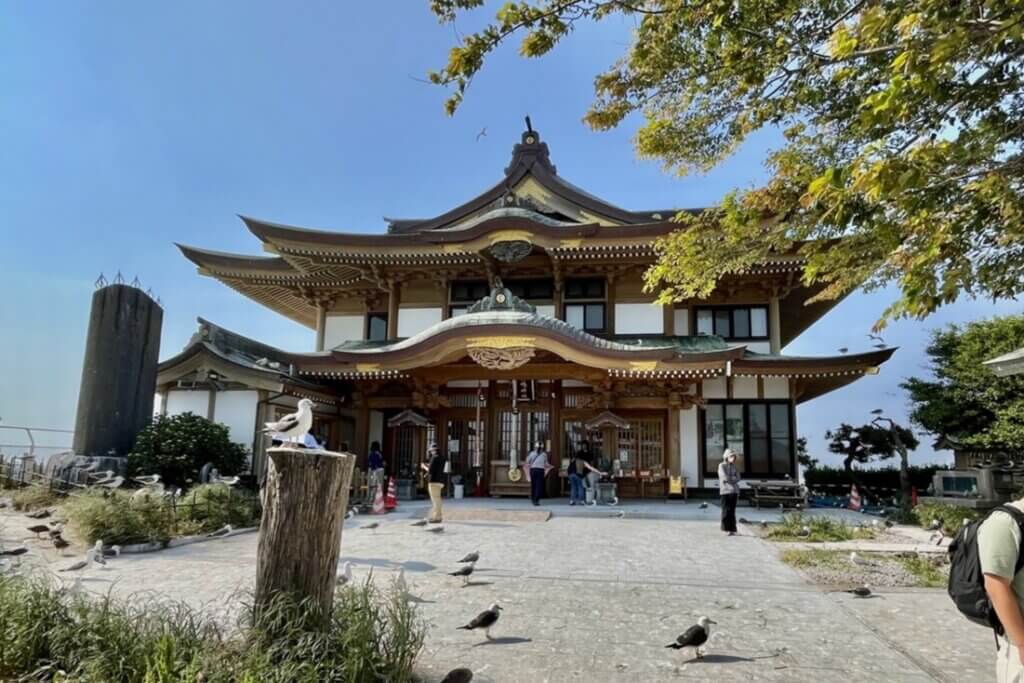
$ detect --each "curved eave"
[735,347,898,403]
[177,243,298,276]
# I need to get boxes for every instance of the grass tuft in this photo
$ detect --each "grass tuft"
[780,548,850,569]
[0,574,424,682]
[897,554,948,588]
[912,502,978,536]
[766,513,877,542]
[11,484,60,511]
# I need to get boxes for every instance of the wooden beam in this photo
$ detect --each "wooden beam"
[663,304,675,336]
[413,364,607,384]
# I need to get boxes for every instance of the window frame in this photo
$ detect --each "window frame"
[365,312,389,341]
[448,280,490,318]
[694,305,770,341]
[700,399,794,479]
[564,277,607,334]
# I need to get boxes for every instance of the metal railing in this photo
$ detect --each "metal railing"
[0,423,74,464]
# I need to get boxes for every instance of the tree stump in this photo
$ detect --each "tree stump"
[255,447,355,617]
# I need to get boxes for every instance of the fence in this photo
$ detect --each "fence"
[0,423,74,467]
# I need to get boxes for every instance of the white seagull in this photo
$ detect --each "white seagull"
[336,561,353,585]
[666,615,716,659]
[458,603,502,640]
[134,474,161,486]
[210,475,240,487]
[263,398,315,445]
[849,552,875,567]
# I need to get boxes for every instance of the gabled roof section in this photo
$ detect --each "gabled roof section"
[385,125,697,233]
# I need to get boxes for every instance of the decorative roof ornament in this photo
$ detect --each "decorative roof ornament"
[504,119,556,175]
[584,411,631,431]
[489,240,532,263]
[467,346,536,371]
[387,409,432,428]
[465,280,536,315]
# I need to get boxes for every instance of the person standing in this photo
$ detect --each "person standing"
[567,447,586,506]
[421,445,446,523]
[367,440,385,504]
[526,441,549,506]
[979,496,1024,681]
[717,449,741,535]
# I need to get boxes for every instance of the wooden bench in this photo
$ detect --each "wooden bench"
[748,481,807,509]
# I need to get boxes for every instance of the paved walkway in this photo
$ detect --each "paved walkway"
[1,500,992,682]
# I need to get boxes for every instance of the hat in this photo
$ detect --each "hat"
[723,448,737,461]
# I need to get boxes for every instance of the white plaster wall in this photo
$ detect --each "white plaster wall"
[397,307,442,338]
[673,308,689,336]
[324,315,364,348]
[680,408,700,485]
[763,377,790,399]
[165,390,209,417]
[369,410,384,451]
[534,304,555,318]
[153,393,164,416]
[614,302,663,334]
[702,376,727,399]
[745,341,772,354]
[732,376,759,399]
[213,390,259,449]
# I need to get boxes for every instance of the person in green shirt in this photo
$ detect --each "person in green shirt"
[979,500,1024,682]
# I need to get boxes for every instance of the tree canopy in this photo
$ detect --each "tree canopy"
[902,315,1024,452]
[826,421,919,471]
[429,0,1024,327]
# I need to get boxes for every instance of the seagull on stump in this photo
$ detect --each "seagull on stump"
[458,603,502,640]
[666,616,716,659]
[263,398,315,446]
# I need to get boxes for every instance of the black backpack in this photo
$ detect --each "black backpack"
[948,504,1024,634]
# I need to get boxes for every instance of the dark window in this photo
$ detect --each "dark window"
[565,278,605,299]
[367,313,388,341]
[564,278,606,333]
[695,305,769,340]
[506,279,553,301]
[450,281,489,303]
[703,401,792,477]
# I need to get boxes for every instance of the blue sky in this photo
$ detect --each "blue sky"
[1,2,1018,464]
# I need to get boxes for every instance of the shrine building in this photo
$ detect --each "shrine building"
[157,125,894,497]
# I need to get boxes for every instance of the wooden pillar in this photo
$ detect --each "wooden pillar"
[255,447,355,618]
[553,264,565,320]
[663,304,675,336]
[354,399,370,464]
[486,380,498,496]
[387,281,401,339]
[206,388,217,420]
[549,379,562,497]
[668,407,681,477]
[769,295,782,353]
[315,304,327,351]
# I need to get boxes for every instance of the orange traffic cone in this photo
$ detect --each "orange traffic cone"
[385,477,397,510]
[848,484,862,512]
[372,482,385,515]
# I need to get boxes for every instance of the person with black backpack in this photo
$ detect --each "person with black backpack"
[949,500,1024,681]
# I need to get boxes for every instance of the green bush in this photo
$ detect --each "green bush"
[912,501,979,536]
[11,484,60,511]
[0,574,424,683]
[766,513,877,542]
[128,413,248,487]
[180,483,261,530]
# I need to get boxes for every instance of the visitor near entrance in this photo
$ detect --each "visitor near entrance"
[422,445,446,522]
[718,449,741,535]
[368,441,385,506]
[979,498,1024,681]
[526,442,549,506]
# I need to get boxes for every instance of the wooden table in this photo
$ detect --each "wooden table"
[748,480,807,509]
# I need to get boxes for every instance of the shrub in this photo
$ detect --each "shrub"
[63,489,184,546]
[179,483,261,530]
[11,484,59,511]
[0,574,424,683]
[912,501,979,536]
[804,464,945,493]
[128,413,248,487]
[766,513,877,543]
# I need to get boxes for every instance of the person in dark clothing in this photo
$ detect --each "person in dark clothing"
[421,445,447,522]
[526,441,550,506]
[568,441,607,506]
[367,440,385,504]
[718,449,741,535]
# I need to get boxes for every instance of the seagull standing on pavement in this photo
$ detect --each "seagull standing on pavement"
[850,552,875,567]
[362,522,380,533]
[410,518,428,527]
[458,551,479,564]
[450,562,475,585]
[441,668,474,683]
[458,603,502,640]
[846,585,872,598]
[263,398,315,445]
[666,616,716,659]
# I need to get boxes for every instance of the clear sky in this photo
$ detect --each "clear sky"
[1,2,1018,464]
